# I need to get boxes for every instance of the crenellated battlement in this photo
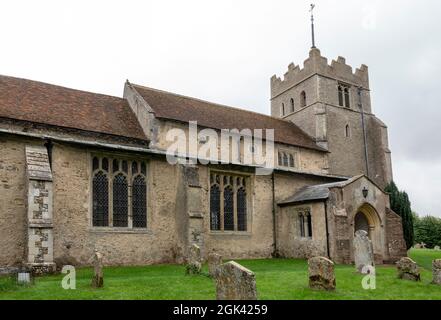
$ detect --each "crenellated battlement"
[271,48,369,97]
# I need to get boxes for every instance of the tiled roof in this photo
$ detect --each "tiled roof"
[278,175,364,205]
[132,84,326,152]
[0,75,146,141]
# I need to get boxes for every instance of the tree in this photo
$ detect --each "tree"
[414,214,441,248]
[385,181,414,250]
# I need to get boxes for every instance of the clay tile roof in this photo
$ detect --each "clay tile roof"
[132,84,326,152]
[0,75,146,141]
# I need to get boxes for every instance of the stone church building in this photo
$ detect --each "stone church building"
[0,48,406,274]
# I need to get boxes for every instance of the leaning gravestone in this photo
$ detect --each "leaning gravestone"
[208,252,222,278]
[186,244,202,275]
[91,250,104,288]
[396,257,420,281]
[432,259,441,285]
[216,261,257,300]
[353,230,375,273]
[308,257,336,291]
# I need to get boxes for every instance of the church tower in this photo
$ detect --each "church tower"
[270,47,393,188]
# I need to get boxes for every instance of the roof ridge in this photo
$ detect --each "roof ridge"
[131,83,294,124]
[0,74,124,101]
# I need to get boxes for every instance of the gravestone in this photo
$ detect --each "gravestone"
[216,261,257,300]
[308,257,336,291]
[396,257,420,281]
[434,246,440,251]
[208,252,222,278]
[432,259,441,285]
[353,230,374,273]
[186,244,202,275]
[414,244,422,249]
[91,250,104,288]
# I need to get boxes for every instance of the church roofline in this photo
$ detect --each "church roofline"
[0,125,343,181]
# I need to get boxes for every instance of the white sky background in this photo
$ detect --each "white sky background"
[1,0,440,217]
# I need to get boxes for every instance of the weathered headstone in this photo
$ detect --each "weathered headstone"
[308,257,336,291]
[91,250,104,288]
[414,243,422,249]
[216,261,257,300]
[186,244,202,275]
[396,257,420,281]
[208,252,222,278]
[432,259,441,285]
[353,230,374,273]
[434,246,440,251]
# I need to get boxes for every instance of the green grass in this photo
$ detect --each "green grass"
[0,249,440,300]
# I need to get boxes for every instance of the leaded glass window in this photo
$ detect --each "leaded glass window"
[132,175,147,228]
[113,174,128,227]
[224,186,234,231]
[91,156,148,230]
[237,187,247,231]
[209,172,248,232]
[92,171,108,227]
[210,184,221,231]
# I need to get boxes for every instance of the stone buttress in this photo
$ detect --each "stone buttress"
[25,146,56,274]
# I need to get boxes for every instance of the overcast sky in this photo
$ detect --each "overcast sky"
[1,0,440,217]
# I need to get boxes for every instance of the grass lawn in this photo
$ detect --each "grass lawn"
[0,249,440,300]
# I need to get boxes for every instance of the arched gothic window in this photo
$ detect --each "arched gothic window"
[288,154,295,168]
[338,84,351,108]
[338,86,344,106]
[298,209,312,238]
[92,171,109,227]
[224,186,234,231]
[113,173,128,227]
[237,187,247,231]
[283,153,289,167]
[290,98,295,113]
[345,124,350,138]
[132,175,147,228]
[210,184,221,231]
[281,103,285,116]
[344,88,350,108]
[299,214,305,237]
[300,91,306,108]
[91,156,147,229]
[209,173,248,232]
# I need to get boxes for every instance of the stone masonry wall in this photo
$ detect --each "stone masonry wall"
[385,208,407,263]
[51,142,181,267]
[0,136,28,267]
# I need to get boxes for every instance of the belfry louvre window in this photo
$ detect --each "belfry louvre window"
[338,84,351,108]
[92,156,148,229]
[210,173,248,232]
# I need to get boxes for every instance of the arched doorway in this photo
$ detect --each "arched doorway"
[354,211,370,236]
[354,203,383,262]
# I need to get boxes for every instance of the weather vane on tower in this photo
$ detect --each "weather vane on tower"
[310,3,316,48]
